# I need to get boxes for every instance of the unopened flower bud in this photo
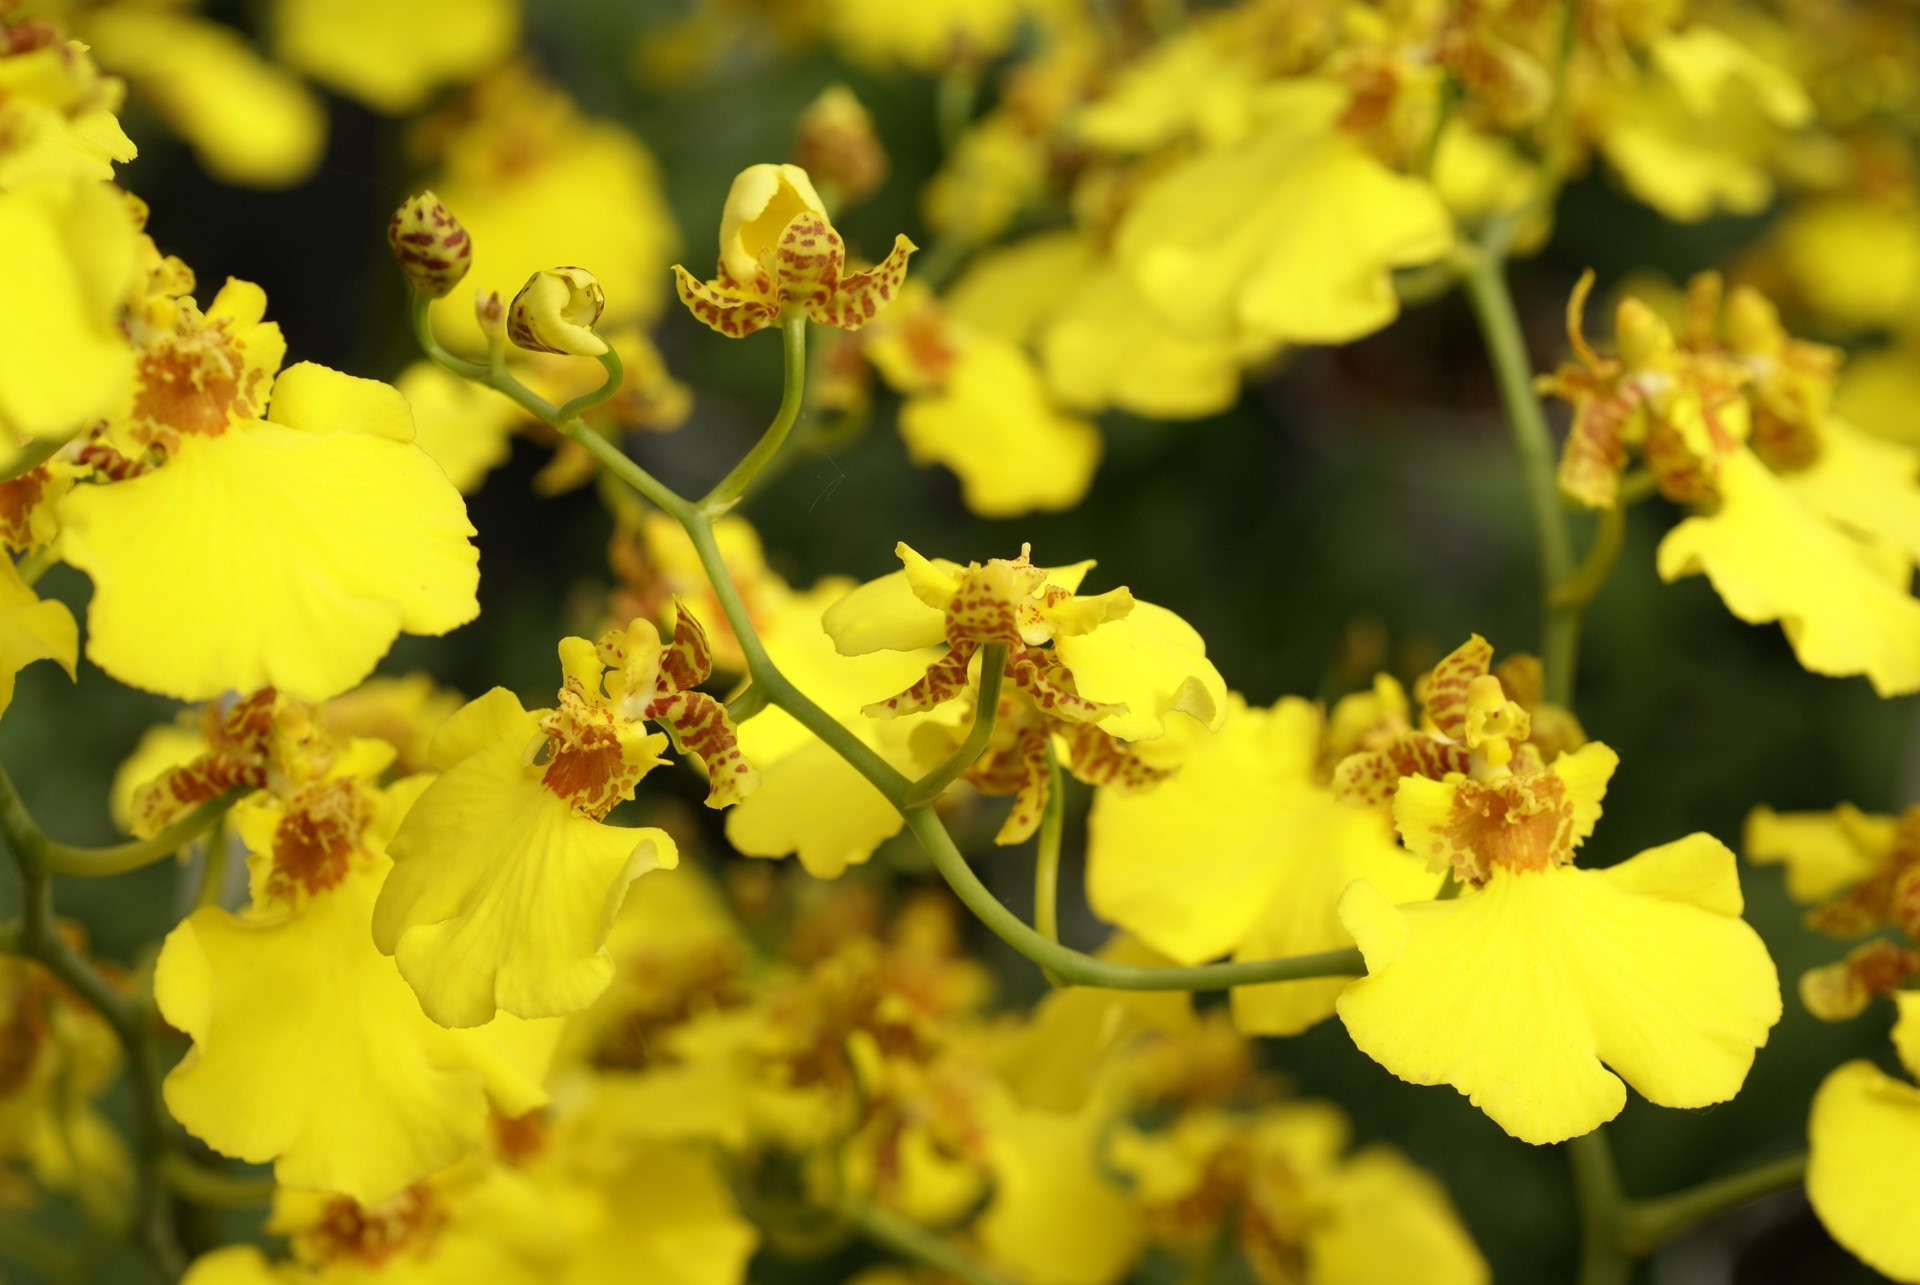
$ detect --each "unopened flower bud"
[388,191,471,298]
[793,86,887,209]
[508,267,608,357]
[476,289,505,343]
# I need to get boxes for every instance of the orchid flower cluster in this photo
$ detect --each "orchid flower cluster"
[1,1,1919,1284]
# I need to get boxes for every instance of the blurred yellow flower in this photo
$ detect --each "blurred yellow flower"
[1088,695,1438,1036]
[0,15,136,189]
[83,9,325,189]
[1807,992,1920,1284]
[0,554,74,718]
[271,0,520,114]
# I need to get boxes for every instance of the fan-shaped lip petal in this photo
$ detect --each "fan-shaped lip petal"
[374,692,678,1028]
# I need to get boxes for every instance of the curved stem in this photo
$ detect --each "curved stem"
[906,808,1361,991]
[1550,502,1625,610]
[160,1153,276,1208]
[16,869,183,1280]
[1567,1128,1631,1285]
[701,316,808,515]
[0,432,76,485]
[1618,1151,1807,1255]
[0,771,241,880]
[1034,742,1067,989]
[556,348,625,423]
[1461,250,1579,707]
[903,646,1006,808]
[409,289,487,381]
[841,1195,1012,1285]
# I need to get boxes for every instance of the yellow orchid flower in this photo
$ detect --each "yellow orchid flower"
[1807,992,1920,1284]
[861,280,1102,517]
[82,9,325,190]
[1088,694,1439,1036]
[154,731,557,1204]
[373,611,747,1028]
[0,14,137,190]
[1336,742,1782,1145]
[271,0,520,115]
[673,162,915,338]
[1113,82,1454,348]
[54,272,479,702]
[0,179,138,441]
[1544,274,1920,695]
[1110,1102,1488,1285]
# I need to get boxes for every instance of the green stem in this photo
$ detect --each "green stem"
[1461,251,1579,707]
[16,868,182,1280]
[556,348,625,423]
[902,645,1006,808]
[1567,1128,1630,1285]
[409,289,487,382]
[841,1196,1013,1285]
[0,775,243,880]
[906,808,1361,991]
[420,282,1365,997]
[701,316,808,515]
[192,818,229,910]
[1034,742,1067,989]
[1550,502,1625,610]
[1618,1152,1807,1255]
[0,432,76,485]
[160,1153,275,1208]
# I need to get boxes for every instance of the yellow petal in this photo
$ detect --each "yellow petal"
[898,336,1101,518]
[1744,803,1893,903]
[1087,696,1437,1035]
[271,0,521,114]
[1054,600,1228,741]
[1657,447,1920,696]
[375,694,677,1028]
[723,739,902,879]
[0,553,76,718]
[0,180,136,440]
[87,11,325,188]
[155,863,553,1203]
[1787,419,1920,566]
[1807,1059,1920,1283]
[1117,117,1452,345]
[562,1138,760,1285]
[976,1086,1143,1285]
[59,381,479,701]
[1311,1146,1490,1285]
[821,566,951,657]
[181,1246,283,1285]
[395,360,523,493]
[1336,837,1781,1145]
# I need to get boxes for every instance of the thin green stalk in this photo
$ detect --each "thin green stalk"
[1034,742,1067,989]
[0,769,241,879]
[160,1153,276,1208]
[419,284,1368,997]
[0,432,76,485]
[408,290,487,382]
[906,808,1361,991]
[1550,502,1625,610]
[902,645,1006,808]
[556,347,625,423]
[1461,251,1579,706]
[16,870,182,1280]
[841,1195,1013,1285]
[192,820,229,910]
[701,316,808,515]
[1567,1128,1630,1285]
[1618,1152,1807,1255]
[681,515,912,803]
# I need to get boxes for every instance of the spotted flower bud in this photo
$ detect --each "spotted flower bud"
[386,191,470,298]
[507,266,608,357]
[793,86,888,209]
